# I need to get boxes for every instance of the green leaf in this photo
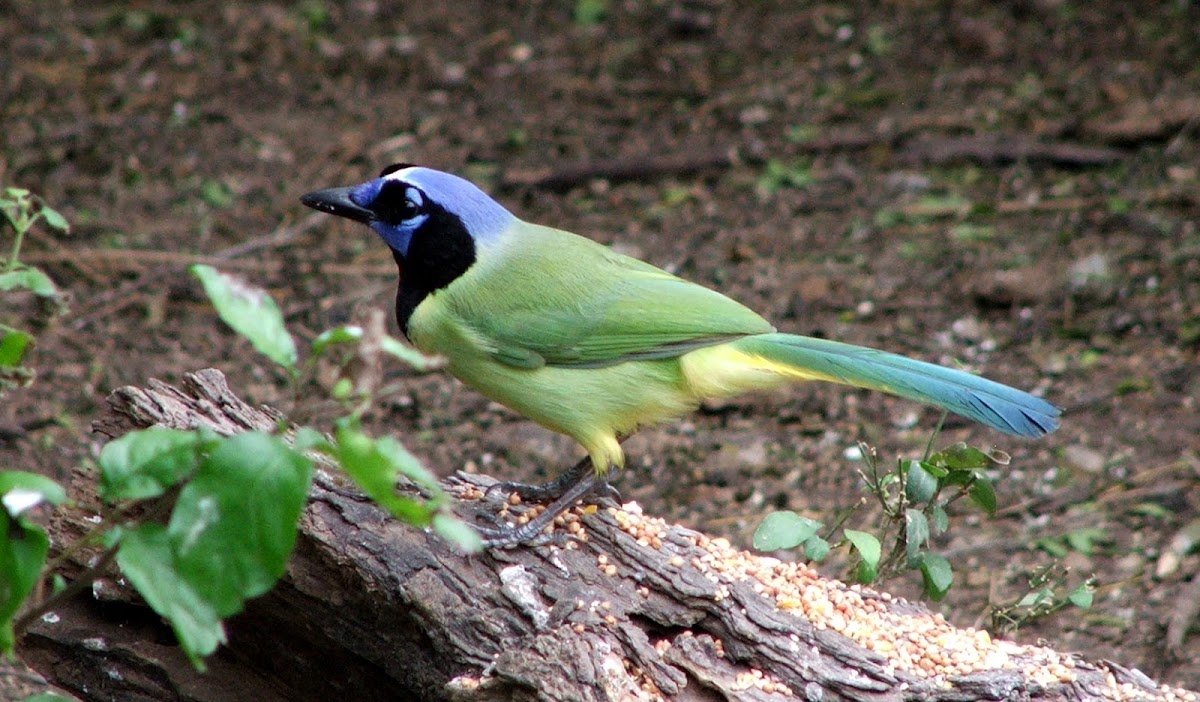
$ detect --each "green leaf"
[311,325,438,372]
[1127,501,1172,520]
[918,553,954,600]
[757,159,815,196]
[191,265,298,369]
[930,504,949,534]
[1067,581,1094,608]
[333,420,437,525]
[310,325,364,357]
[0,515,50,653]
[292,426,329,453]
[432,513,482,553]
[916,459,948,478]
[803,534,831,562]
[904,460,938,503]
[0,267,57,297]
[950,223,995,243]
[752,511,822,551]
[0,329,33,368]
[112,433,312,667]
[39,205,69,233]
[905,508,929,563]
[116,523,225,668]
[1106,196,1131,215]
[21,694,78,702]
[379,334,438,371]
[1018,587,1054,609]
[784,124,820,144]
[984,447,1010,466]
[844,529,881,583]
[98,428,213,501]
[1064,527,1108,555]
[168,432,312,617]
[968,475,997,516]
[0,470,66,516]
[574,0,607,26]
[936,443,991,471]
[331,377,353,400]
[915,192,970,214]
[200,179,234,209]
[1036,536,1070,558]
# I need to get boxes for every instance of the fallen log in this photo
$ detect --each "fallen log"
[16,370,1197,702]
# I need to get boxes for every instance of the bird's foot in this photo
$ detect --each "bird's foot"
[473,521,571,549]
[483,455,620,505]
[474,469,613,548]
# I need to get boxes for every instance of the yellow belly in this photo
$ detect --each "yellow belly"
[446,354,698,473]
[408,298,792,474]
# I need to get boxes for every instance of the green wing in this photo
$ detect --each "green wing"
[449,223,774,369]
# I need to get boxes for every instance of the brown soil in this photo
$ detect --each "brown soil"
[2,1,1198,697]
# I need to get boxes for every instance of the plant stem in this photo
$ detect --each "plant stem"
[3,223,23,273]
[12,541,120,638]
[922,412,947,461]
[15,488,182,642]
[3,209,34,274]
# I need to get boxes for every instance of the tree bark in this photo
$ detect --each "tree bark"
[16,370,1196,702]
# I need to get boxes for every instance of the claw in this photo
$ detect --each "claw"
[483,455,595,504]
[470,466,610,548]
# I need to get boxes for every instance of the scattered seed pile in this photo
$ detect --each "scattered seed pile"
[483,491,1196,702]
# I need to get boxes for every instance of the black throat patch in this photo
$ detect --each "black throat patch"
[393,205,476,337]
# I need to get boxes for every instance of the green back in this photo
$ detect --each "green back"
[442,222,775,369]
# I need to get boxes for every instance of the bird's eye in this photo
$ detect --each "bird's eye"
[375,182,426,224]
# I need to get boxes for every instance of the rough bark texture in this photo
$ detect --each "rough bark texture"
[17,370,1196,702]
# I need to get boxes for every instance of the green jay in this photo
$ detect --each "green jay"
[302,165,1060,546]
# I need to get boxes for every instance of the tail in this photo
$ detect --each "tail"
[732,333,1060,438]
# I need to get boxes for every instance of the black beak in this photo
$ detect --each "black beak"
[300,186,374,224]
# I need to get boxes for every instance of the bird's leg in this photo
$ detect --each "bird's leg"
[475,468,605,548]
[484,454,598,504]
[473,436,629,547]
[484,434,627,505]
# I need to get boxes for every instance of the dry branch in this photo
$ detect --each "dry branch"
[495,130,1126,194]
[498,148,755,192]
[896,134,1127,168]
[17,370,1197,702]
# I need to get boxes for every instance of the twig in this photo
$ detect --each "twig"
[898,134,1127,167]
[12,541,119,638]
[497,146,761,192]
[65,210,327,330]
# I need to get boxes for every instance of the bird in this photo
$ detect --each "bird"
[301,164,1060,546]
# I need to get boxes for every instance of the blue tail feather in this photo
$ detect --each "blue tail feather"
[738,333,1061,438]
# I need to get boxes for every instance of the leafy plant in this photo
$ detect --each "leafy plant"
[573,0,608,27]
[1,188,67,288]
[755,428,1016,600]
[990,564,1096,633]
[0,260,479,670]
[187,264,477,547]
[0,472,67,652]
[1,187,69,396]
[756,431,1101,623]
[753,511,827,560]
[1035,527,1112,558]
[756,159,815,198]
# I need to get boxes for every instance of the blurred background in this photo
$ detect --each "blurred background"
[2,0,1197,692]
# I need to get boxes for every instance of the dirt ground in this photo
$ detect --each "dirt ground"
[3,0,1198,697]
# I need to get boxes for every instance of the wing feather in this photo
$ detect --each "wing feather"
[441,223,773,368]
